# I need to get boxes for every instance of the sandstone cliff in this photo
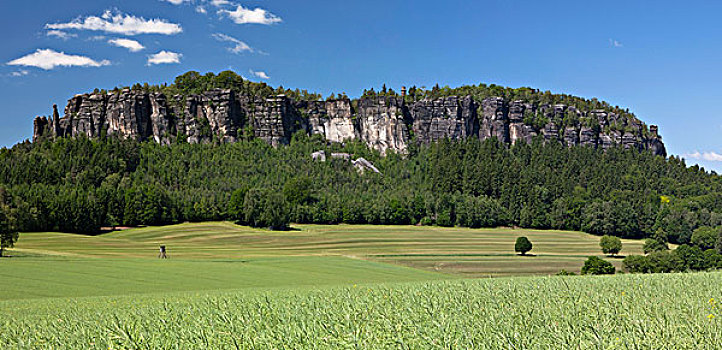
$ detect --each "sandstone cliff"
[32,88,666,156]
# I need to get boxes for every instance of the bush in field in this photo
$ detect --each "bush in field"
[581,256,615,275]
[599,235,622,256]
[643,238,668,254]
[674,245,707,271]
[623,255,650,273]
[691,226,719,251]
[646,250,684,273]
[515,237,533,256]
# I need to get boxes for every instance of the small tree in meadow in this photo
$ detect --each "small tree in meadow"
[515,236,533,256]
[600,235,622,256]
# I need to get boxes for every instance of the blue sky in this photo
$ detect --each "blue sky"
[1,1,721,171]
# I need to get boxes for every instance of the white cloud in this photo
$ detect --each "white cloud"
[7,49,110,70]
[609,38,623,48]
[108,38,145,52]
[196,6,208,14]
[219,5,282,25]
[10,70,29,77]
[46,10,182,36]
[249,69,269,79]
[161,0,188,4]
[46,30,77,40]
[685,151,722,162]
[212,33,253,53]
[210,0,232,7]
[147,50,182,65]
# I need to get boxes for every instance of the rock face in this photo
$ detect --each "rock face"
[32,89,667,157]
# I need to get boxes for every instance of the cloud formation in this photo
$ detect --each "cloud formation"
[147,51,182,65]
[249,69,269,79]
[108,38,145,52]
[10,70,29,77]
[46,10,182,36]
[8,49,110,70]
[219,5,282,25]
[46,30,77,40]
[609,38,623,48]
[210,0,231,7]
[212,33,253,53]
[161,0,188,4]
[685,151,722,162]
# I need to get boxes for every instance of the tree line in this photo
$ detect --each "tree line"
[0,133,721,250]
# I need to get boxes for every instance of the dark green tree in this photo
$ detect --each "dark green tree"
[642,238,668,254]
[673,244,706,271]
[600,235,623,256]
[243,188,290,230]
[515,236,533,256]
[622,255,650,273]
[691,226,719,251]
[283,177,313,206]
[0,206,18,258]
[227,185,250,224]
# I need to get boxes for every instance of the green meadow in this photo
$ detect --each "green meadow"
[3,223,718,349]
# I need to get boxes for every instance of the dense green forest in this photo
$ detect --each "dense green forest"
[2,132,722,252]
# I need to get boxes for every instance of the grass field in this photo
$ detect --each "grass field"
[1,223,717,348]
[0,257,446,300]
[10,222,645,278]
[1,272,719,349]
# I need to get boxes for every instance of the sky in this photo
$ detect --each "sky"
[1,1,721,171]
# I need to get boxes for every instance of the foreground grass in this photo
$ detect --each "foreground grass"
[1,272,719,349]
[11,222,645,276]
[0,256,447,300]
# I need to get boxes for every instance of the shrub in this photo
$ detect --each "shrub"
[674,245,706,271]
[623,255,650,273]
[703,249,722,269]
[647,251,684,273]
[691,226,719,251]
[643,238,668,254]
[436,211,454,227]
[581,256,615,275]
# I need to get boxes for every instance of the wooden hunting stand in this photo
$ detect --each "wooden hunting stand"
[159,245,168,259]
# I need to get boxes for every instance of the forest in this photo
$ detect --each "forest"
[1,131,721,252]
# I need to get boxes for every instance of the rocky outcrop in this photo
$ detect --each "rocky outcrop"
[32,88,667,157]
[357,97,409,155]
[302,99,357,143]
[410,96,477,145]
